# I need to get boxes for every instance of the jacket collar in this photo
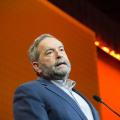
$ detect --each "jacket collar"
[37,77,88,120]
[73,89,99,120]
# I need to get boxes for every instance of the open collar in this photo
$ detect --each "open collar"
[37,77,88,120]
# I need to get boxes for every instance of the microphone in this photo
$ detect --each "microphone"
[93,95,102,103]
[93,95,120,117]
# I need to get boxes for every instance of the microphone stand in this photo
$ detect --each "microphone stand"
[101,100,120,117]
[93,95,120,117]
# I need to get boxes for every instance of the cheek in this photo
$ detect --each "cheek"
[64,54,70,62]
[40,57,56,66]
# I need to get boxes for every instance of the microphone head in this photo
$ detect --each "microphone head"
[93,95,102,103]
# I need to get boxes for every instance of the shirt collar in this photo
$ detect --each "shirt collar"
[51,79,76,90]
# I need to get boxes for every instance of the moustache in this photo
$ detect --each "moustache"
[55,58,69,67]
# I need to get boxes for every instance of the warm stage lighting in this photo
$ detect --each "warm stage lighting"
[94,41,120,61]
[95,41,100,46]
[101,47,110,53]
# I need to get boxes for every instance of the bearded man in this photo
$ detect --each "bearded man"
[13,34,99,120]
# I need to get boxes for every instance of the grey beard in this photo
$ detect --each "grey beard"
[39,64,71,80]
[48,71,70,80]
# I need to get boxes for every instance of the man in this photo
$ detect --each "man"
[13,34,99,120]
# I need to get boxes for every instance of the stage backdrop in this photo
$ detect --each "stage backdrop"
[0,0,99,120]
[97,49,120,120]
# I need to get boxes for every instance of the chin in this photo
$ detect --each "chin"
[56,70,70,76]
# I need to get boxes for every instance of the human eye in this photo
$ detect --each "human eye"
[46,49,54,55]
[60,47,64,51]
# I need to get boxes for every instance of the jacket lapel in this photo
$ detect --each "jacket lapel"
[38,78,88,120]
[73,89,99,120]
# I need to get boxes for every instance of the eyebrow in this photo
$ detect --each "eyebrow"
[45,46,64,51]
[45,48,54,52]
[59,45,64,48]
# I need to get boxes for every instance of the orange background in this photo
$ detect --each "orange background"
[97,52,120,120]
[0,0,120,120]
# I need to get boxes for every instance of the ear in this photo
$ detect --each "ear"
[32,61,42,75]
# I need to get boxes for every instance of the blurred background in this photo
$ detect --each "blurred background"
[0,0,120,120]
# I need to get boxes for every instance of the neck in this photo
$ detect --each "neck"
[40,74,69,81]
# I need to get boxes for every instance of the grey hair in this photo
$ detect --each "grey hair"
[28,33,54,62]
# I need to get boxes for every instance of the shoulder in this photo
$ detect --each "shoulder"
[16,78,48,89]
[16,80,40,90]
[14,79,47,99]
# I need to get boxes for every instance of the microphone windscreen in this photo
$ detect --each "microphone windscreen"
[93,95,102,103]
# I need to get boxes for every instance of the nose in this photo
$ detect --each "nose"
[56,51,63,59]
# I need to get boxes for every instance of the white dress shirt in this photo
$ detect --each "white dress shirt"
[51,79,94,120]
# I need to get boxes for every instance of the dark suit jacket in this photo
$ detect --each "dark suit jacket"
[13,78,100,120]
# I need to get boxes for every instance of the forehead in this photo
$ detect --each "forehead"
[38,37,64,51]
